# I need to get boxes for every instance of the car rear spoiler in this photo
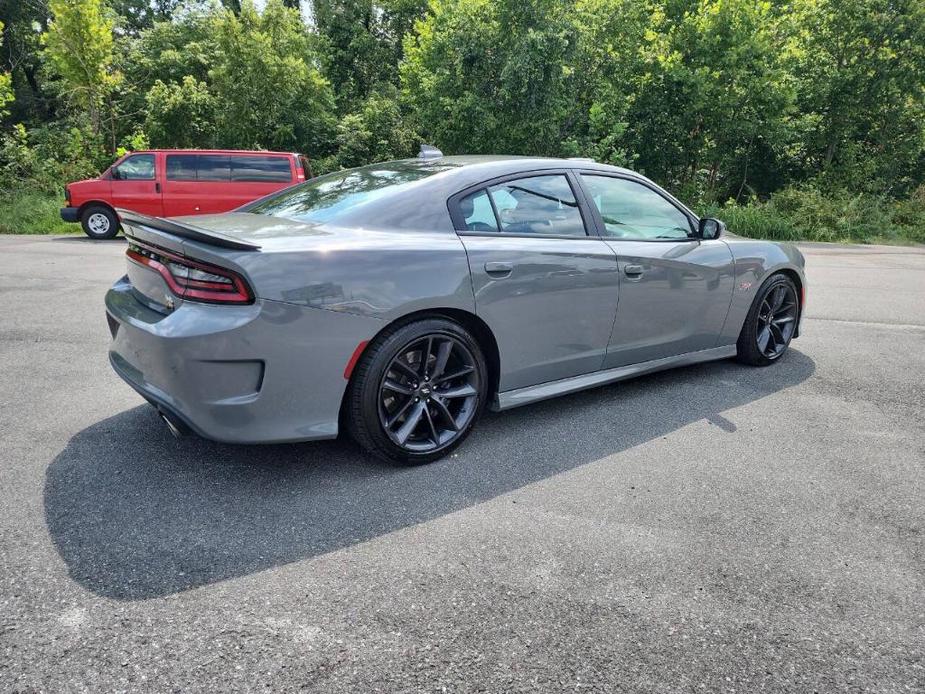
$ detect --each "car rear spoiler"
[117,209,261,251]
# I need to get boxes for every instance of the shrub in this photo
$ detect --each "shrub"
[0,120,106,194]
[704,185,925,244]
[0,191,76,234]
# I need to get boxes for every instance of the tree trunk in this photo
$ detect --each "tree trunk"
[824,139,836,168]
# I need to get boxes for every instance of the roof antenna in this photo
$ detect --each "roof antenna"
[418,144,443,160]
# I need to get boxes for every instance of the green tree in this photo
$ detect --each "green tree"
[1,1,54,124]
[788,0,925,194]
[561,0,649,165]
[334,86,419,167]
[401,0,578,155]
[41,0,120,140]
[117,6,215,132]
[208,0,337,153]
[111,0,183,34]
[0,22,13,119]
[312,0,427,109]
[145,76,217,147]
[624,0,794,200]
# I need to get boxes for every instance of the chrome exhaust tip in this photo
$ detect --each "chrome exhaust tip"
[158,410,189,438]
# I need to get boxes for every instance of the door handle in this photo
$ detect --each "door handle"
[155,182,161,193]
[624,264,644,277]
[484,261,513,277]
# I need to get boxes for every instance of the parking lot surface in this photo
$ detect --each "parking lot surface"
[0,235,923,692]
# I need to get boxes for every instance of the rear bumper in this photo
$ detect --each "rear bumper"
[60,207,79,223]
[105,276,382,443]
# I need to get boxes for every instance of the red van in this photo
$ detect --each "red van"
[61,149,313,239]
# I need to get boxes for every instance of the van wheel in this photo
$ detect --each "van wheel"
[81,205,119,240]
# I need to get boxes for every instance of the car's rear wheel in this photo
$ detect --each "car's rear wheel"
[346,318,488,464]
[736,273,799,366]
[81,205,119,240]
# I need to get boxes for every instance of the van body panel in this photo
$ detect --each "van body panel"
[62,149,308,231]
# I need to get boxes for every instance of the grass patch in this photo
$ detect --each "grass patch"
[0,191,80,235]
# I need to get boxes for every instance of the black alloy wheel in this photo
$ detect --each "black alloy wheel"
[756,283,798,359]
[736,273,800,366]
[378,334,480,453]
[346,318,487,464]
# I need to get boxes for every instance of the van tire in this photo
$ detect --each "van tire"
[81,205,119,240]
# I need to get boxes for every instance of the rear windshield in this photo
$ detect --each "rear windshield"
[247,161,454,224]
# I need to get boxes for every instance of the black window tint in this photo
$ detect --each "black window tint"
[487,175,586,236]
[113,154,155,181]
[231,155,292,182]
[580,175,693,240]
[458,189,498,232]
[166,154,197,181]
[197,155,231,181]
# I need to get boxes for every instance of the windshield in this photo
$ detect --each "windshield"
[247,161,455,224]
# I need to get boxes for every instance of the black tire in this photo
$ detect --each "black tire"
[736,273,800,366]
[346,318,488,464]
[80,204,119,240]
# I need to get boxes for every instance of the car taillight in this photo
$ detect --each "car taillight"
[126,242,253,305]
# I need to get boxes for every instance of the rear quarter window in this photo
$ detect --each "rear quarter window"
[231,155,292,182]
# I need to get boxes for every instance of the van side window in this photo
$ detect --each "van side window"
[166,154,197,181]
[231,155,292,182]
[197,155,232,181]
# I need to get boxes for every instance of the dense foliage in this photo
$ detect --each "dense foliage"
[1,0,924,241]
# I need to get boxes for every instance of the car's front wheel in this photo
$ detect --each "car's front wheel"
[81,205,119,240]
[346,318,488,464]
[736,273,800,366]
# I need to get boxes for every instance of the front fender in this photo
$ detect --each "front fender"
[718,237,807,345]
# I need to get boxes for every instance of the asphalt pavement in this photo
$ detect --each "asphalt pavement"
[0,235,923,692]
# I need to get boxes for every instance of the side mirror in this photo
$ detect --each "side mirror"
[110,167,121,181]
[698,217,725,240]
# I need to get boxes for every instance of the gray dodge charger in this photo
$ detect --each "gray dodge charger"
[105,150,806,463]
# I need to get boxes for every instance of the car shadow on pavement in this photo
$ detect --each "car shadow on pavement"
[51,236,126,244]
[44,350,815,600]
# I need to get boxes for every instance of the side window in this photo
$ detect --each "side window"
[580,175,693,240]
[231,155,292,182]
[113,154,155,181]
[166,154,197,181]
[458,189,498,232]
[197,154,231,181]
[487,174,586,236]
